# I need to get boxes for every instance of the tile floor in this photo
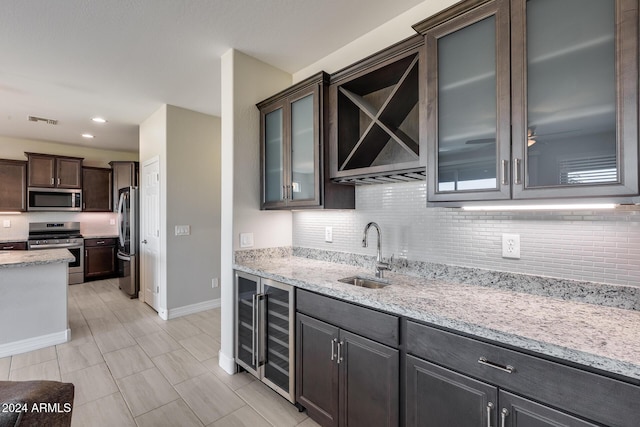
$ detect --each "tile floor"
[0,278,319,427]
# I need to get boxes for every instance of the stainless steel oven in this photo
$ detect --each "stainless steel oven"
[28,222,84,284]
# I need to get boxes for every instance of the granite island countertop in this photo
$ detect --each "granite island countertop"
[235,255,640,382]
[0,248,75,269]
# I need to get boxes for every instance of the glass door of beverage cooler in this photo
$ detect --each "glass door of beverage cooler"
[235,272,259,375]
[261,279,295,401]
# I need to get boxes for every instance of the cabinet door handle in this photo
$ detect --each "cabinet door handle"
[337,340,344,364]
[486,402,494,427]
[57,178,61,186]
[513,158,522,185]
[331,338,336,361]
[51,177,54,185]
[251,294,257,366]
[478,357,515,374]
[500,408,509,427]
[501,160,509,186]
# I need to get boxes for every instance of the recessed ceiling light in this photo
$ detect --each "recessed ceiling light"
[82,133,95,139]
[92,117,107,123]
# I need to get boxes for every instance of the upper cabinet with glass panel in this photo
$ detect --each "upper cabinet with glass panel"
[257,72,354,210]
[415,0,638,205]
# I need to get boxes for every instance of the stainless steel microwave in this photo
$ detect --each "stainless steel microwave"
[27,187,82,211]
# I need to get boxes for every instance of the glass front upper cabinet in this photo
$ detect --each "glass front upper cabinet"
[511,0,638,199]
[418,0,638,204]
[423,0,512,202]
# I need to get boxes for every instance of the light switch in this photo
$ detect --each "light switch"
[325,226,333,243]
[240,232,254,248]
[175,225,191,236]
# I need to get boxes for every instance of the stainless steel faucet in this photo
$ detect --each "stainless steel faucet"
[362,222,390,278]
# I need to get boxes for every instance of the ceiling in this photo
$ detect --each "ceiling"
[0,0,426,153]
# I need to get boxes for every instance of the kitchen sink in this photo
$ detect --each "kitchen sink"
[338,276,390,289]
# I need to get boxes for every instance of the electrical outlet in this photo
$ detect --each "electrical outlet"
[109,218,116,225]
[502,233,521,259]
[325,226,333,243]
[2,220,10,228]
[212,278,219,288]
[240,232,254,248]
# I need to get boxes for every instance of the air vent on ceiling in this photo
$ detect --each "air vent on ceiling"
[28,115,58,125]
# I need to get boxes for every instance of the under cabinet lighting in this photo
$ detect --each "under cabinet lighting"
[82,133,94,139]
[461,203,618,211]
[0,211,21,215]
[92,117,107,123]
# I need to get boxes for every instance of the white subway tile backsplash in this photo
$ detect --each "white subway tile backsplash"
[293,181,640,287]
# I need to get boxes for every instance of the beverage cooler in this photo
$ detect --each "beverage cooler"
[234,271,295,402]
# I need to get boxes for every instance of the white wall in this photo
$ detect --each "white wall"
[140,105,222,316]
[165,105,221,310]
[219,49,293,373]
[139,105,168,314]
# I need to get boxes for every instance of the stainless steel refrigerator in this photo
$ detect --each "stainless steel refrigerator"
[117,186,139,298]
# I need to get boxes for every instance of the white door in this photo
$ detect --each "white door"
[141,157,161,311]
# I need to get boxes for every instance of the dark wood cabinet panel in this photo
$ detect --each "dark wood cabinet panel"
[406,320,640,427]
[83,167,112,211]
[406,355,497,427]
[84,238,116,280]
[296,313,340,427]
[0,241,27,250]
[296,292,400,427]
[26,153,83,189]
[297,289,399,347]
[27,154,56,187]
[0,159,27,211]
[110,161,138,212]
[499,391,598,427]
[340,330,399,427]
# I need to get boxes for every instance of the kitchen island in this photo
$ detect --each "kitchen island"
[0,249,74,358]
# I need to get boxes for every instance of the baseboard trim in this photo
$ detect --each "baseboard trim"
[0,329,70,359]
[166,298,221,320]
[218,350,236,375]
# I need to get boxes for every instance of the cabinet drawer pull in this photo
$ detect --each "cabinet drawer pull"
[500,408,509,427]
[96,241,105,245]
[2,246,14,250]
[486,402,494,427]
[478,357,515,374]
[501,160,509,186]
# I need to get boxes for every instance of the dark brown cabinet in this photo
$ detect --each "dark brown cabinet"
[405,320,640,427]
[258,72,353,210]
[329,36,424,184]
[296,290,399,427]
[0,159,27,211]
[415,0,639,204]
[109,161,138,212]
[26,153,83,189]
[0,241,27,250]
[84,238,116,280]
[82,167,112,211]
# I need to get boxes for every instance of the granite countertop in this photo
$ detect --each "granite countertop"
[235,255,640,382]
[83,234,118,239]
[0,238,27,244]
[0,248,75,269]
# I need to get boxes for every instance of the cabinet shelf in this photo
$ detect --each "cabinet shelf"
[330,35,425,184]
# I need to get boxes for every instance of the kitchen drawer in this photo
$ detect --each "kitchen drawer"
[297,289,399,347]
[0,241,26,250]
[84,238,116,247]
[406,321,640,427]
